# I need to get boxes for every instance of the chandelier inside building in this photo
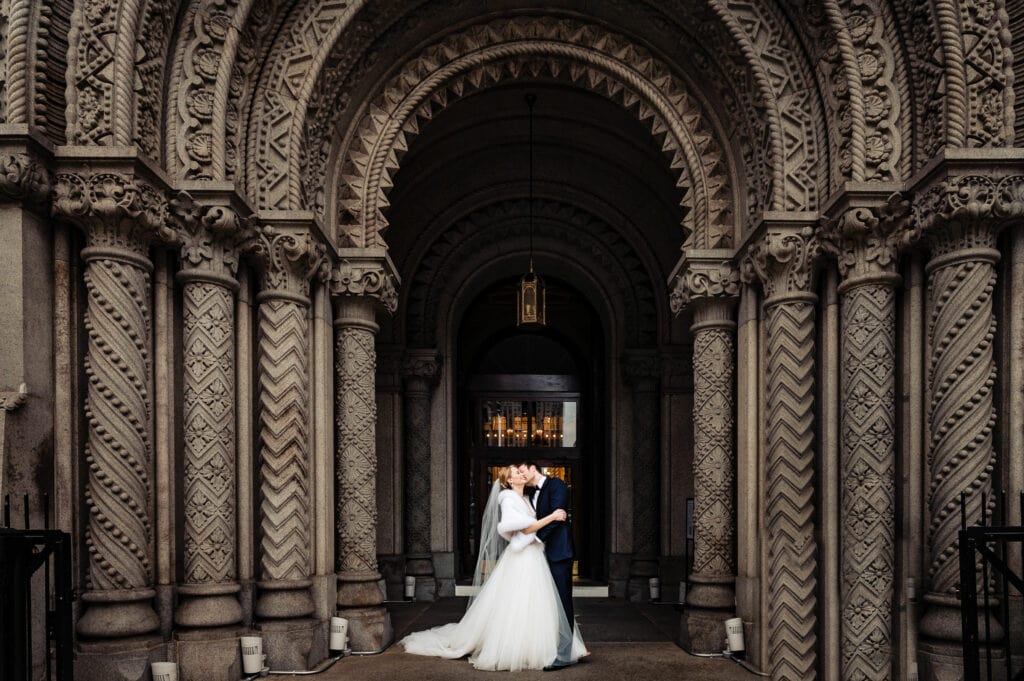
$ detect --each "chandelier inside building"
[516,93,546,328]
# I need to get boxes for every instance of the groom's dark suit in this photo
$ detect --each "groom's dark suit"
[533,476,574,663]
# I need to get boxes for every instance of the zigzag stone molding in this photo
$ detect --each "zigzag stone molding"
[741,223,820,681]
[325,17,731,251]
[247,224,328,619]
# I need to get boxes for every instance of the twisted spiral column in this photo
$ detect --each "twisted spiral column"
[742,226,820,681]
[402,352,442,594]
[919,222,1000,643]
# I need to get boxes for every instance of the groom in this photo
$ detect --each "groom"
[518,461,575,670]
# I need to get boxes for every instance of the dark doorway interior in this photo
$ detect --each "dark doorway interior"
[456,277,606,582]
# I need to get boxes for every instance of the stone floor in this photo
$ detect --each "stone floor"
[271,598,760,680]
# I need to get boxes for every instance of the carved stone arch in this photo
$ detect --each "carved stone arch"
[320,17,736,255]
[404,198,660,349]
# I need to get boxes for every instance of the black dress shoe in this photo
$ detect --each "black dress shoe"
[543,662,575,671]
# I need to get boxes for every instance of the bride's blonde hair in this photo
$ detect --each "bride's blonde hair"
[496,466,517,490]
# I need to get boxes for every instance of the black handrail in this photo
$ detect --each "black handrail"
[0,495,74,681]
[959,491,1024,681]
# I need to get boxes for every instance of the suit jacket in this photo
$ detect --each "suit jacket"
[534,476,573,562]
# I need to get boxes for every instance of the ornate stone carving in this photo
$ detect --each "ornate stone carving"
[741,224,820,681]
[670,254,739,315]
[624,351,660,580]
[818,195,911,681]
[331,255,399,313]
[687,297,737,612]
[0,383,28,411]
[403,351,441,578]
[132,0,176,160]
[0,153,51,204]
[53,170,170,638]
[317,17,730,250]
[248,225,327,619]
[167,193,252,627]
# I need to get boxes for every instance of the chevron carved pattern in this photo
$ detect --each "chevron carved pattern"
[926,253,997,596]
[182,281,236,584]
[764,300,818,681]
[691,324,736,582]
[840,283,896,681]
[336,326,378,575]
[258,298,312,583]
[82,251,154,593]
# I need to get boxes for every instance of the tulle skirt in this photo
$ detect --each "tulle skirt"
[400,542,586,671]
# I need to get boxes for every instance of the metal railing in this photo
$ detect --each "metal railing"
[959,491,1024,681]
[0,494,73,681]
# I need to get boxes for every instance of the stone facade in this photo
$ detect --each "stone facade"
[1,3,1022,681]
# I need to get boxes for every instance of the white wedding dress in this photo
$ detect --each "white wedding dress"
[400,489,587,671]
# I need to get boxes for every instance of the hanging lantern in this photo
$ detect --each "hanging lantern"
[517,93,546,328]
[517,267,546,327]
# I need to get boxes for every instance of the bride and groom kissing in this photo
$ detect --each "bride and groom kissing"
[400,461,589,671]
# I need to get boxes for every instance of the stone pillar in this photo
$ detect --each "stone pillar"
[741,223,820,681]
[672,256,739,652]
[248,224,329,666]
[624,350,660,600]
[331,254,398,651]
[53,169,172,641]
[402,350,442,601]
[915,173,1024,680]
[169,194,248,630]
[820,194,912,681]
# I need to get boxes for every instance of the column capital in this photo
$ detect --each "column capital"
[818,191,914,287]
[53,164,175,254]
[0,127,53,209]
[914,172,1024,257]
[330,248,400,314]
[402,350,442,385]
[739,217,821,303]
[247,223,330,303]
[669,249,739,316]
[169,190,255,286]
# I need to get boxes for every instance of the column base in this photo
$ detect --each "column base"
[256,618,326,671]
[77,588,160,638]
[173,626,247,681]
[679,608,734,655]
[175,583,243,628]
[405,554,434,575]
[256,578,315,619]
[75,635,165,681]
[337,573,384,608]
[414,576,438,602]
[686,576,735,610]
[919,637,1005,681]
[337,605,392,652]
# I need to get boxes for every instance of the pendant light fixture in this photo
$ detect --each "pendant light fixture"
[517,93,546,328]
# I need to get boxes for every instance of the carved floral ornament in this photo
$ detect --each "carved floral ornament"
[52,170,175,250]
[168,192,254,278]
[912,174,1024,254]
[740,226,821,301]
[0,154,52,204]
[330,259,399,313]
[670,260,740,315]
[247,226,331,298]
[816,192,915,280]
[402,352,442,384]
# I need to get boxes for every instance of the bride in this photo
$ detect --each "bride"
[400,465,587,671]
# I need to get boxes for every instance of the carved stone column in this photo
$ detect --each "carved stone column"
[331,253,398,651]
[741,223,821,681]
[624,350,660,600]
[248,226,329,624]
[402,350,442,601]
[168,193,250,629]
[672,255,739,652]
[820,194,912,681]
[53,169,172,639]
[915,173,1024,679]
